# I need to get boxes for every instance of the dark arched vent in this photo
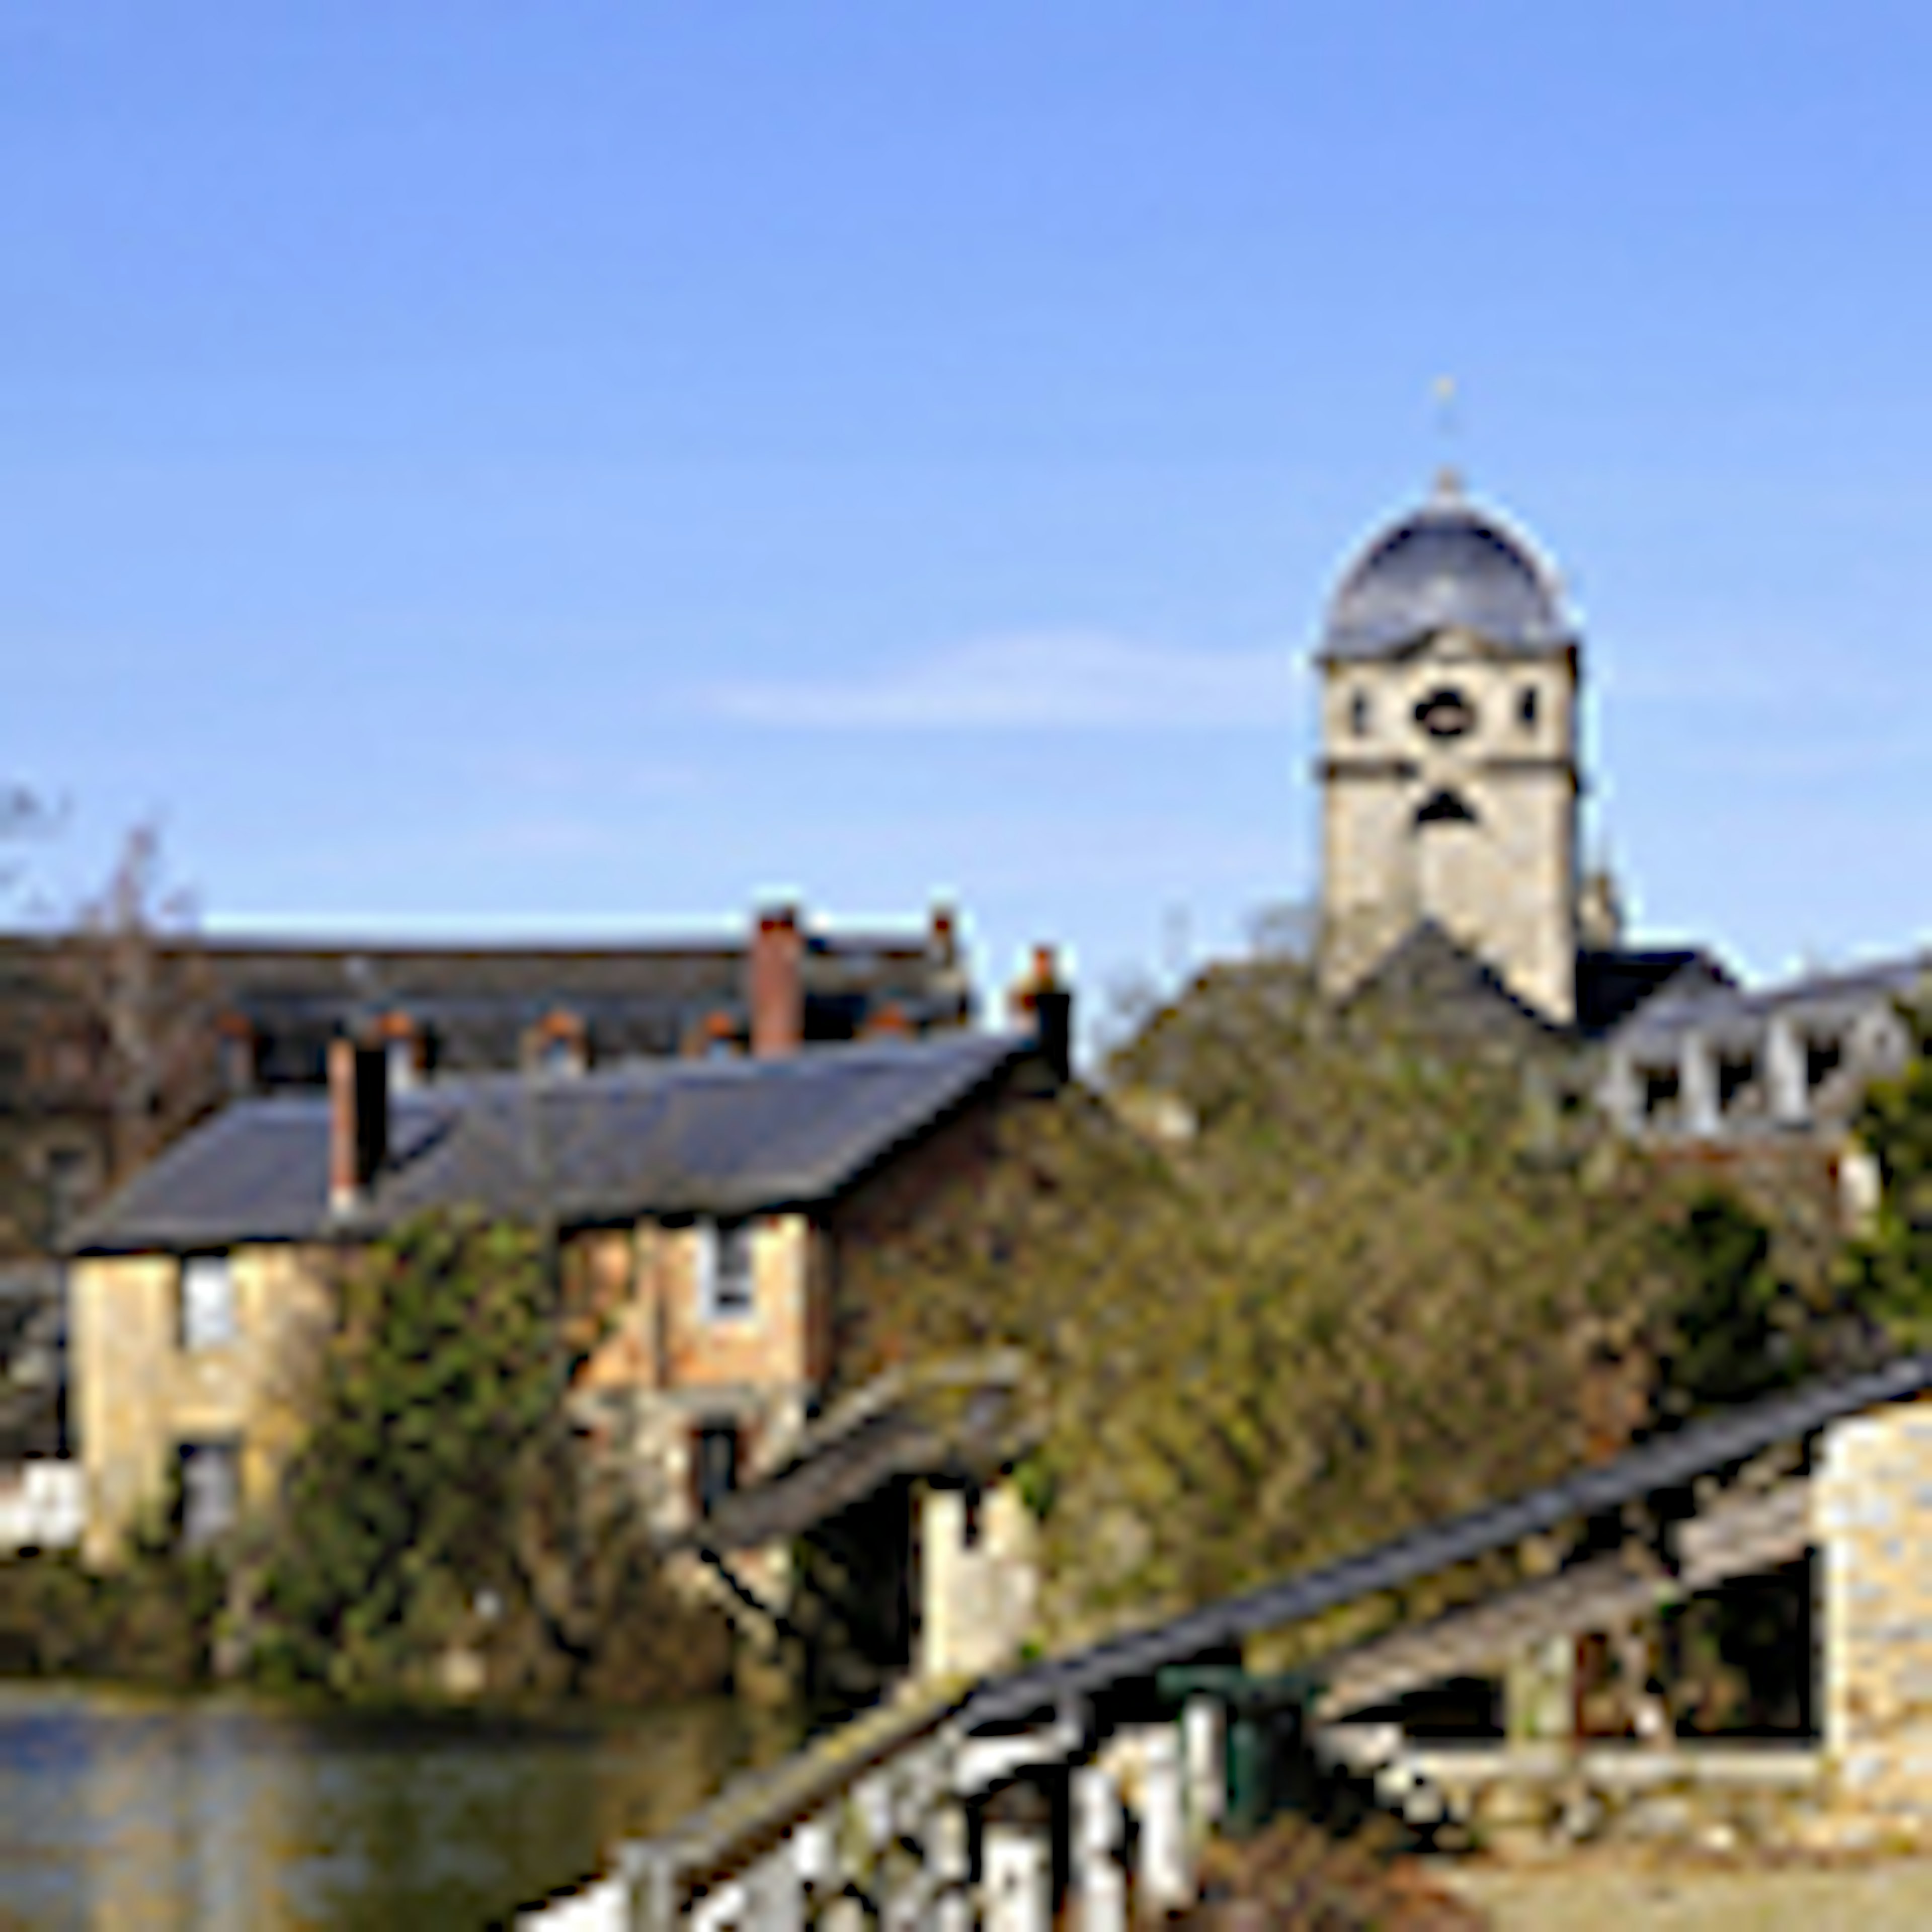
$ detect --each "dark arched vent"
[1414,788,1479,827]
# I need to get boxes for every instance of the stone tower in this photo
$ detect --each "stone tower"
[1316,473,1581,1024]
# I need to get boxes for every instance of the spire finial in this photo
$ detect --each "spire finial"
[1430,374,1465,500]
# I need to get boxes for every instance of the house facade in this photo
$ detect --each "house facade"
[66,949,1069,1567]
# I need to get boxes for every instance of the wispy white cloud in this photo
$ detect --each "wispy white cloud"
[700,631,1298,730]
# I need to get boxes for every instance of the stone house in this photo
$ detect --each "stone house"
[63,946,1070,1567]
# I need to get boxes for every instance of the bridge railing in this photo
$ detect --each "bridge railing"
[522,1671,1226,1930]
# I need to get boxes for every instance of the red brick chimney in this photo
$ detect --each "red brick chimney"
[748,905,804,1057]
[328,1035,390,1213]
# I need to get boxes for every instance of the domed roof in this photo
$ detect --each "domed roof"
[1322,475,1570,660]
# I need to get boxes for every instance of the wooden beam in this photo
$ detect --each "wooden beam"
[1674,1478,1810,1589]
[1315,1550,1677,1720]
[1312,1477,1815,1721]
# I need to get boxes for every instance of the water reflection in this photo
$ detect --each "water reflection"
[0,1682,788,1930]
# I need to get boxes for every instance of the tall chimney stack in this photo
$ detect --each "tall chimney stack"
[329,1035,390,1213]
[749,905,804,1057]
[1008,944,1073,1085]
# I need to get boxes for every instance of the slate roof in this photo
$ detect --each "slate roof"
[1343,919,1565,1044]
[1343,927,1735,1045]
[1322,485,1571,662]
[1575,947,1735,1040]
[194,930,971,1086]
[668,1352,1043,1553]
[0,921,974,1098]
[70,1031,1031,1255]
[1611,946,1932,1056]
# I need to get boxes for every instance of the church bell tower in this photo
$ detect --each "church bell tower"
[1316,473,1581,1024]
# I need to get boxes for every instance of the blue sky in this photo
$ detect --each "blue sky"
[4,3,1931,1036]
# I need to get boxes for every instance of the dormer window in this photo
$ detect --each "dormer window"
[1414,687,1475,740]
[697,1219,756,1321]
[527,1011,588,1078]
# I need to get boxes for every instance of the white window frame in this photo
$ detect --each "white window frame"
[696,1219,756,1323]
[179,1252,237,1352]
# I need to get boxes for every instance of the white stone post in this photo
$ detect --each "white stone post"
[928,1797,973,1932]
[984,1819,1052,1932]
[743,1850,803,1932]
[1505,1635,1576,1745]
[1073,1764,1127,1932]
[1767,1016,1808,1125]
[1137,1725,1189,1915]
[1681,1032,1719,1139]
[690,1878,747,1932]
[1183,1697,1224,1842]
[921,1486,966,1681]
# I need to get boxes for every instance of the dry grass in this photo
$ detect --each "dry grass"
[1443,1846,1932,1932]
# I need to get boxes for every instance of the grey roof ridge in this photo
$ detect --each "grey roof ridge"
[224,1027,1024,1120]
[958,1350,1932,1730]
[1614,945,1932,1041]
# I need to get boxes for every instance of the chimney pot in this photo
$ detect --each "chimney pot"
[749,903,804,1057]
[1007,944,1072,1084]
[929,904,958,963]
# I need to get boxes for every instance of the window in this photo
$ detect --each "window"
[1518,685,1539,730]
[693,1420,739,1515]
[178,1253,237,1351]
[1348,689,1371,737]
[697,1220,756,1321]
[177,1439,240,1549]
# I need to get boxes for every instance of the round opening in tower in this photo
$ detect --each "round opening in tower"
[1414,687,1475,740]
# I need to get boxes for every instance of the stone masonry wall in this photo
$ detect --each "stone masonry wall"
[1818,1396,1932,1822]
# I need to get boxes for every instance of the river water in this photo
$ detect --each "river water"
[0,1681,791,1930]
